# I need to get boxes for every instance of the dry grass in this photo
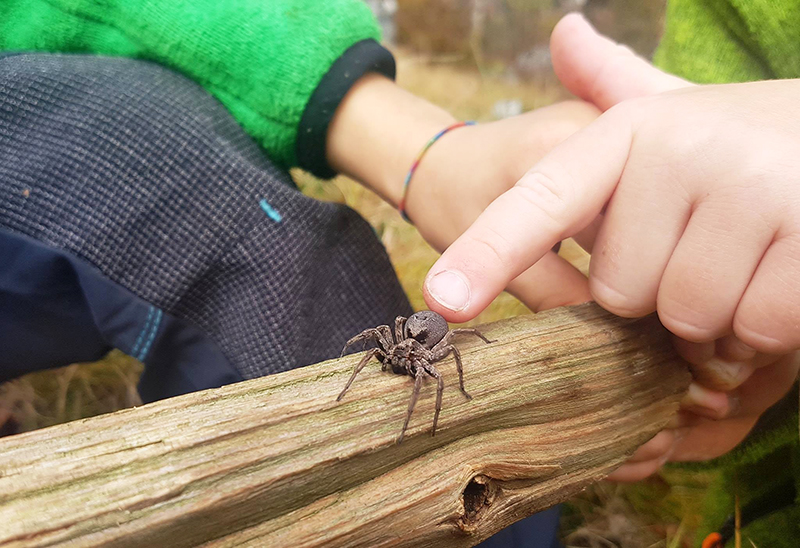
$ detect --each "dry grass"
[561,468,716,548]
[0,350,142,434]
[0,46,706,547]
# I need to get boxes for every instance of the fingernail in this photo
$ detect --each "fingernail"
[427,270,471,312]
[689,359,754,392]
[681,383,730,419]
[665,414,684,429]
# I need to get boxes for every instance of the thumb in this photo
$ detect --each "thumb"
[550,12,691,110]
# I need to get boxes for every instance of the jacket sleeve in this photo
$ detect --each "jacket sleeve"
[654,0,800,83]
[0,0,395,174]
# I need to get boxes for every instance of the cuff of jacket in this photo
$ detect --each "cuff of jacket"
[296,38,396,179]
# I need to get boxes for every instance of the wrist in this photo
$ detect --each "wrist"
[326,73,457,206]
[296,40,396,178]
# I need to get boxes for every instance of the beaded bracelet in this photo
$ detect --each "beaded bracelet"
[397,120,477,223]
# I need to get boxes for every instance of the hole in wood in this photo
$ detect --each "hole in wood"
[458,474,497,531]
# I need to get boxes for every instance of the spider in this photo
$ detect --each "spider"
[336,310,493,443]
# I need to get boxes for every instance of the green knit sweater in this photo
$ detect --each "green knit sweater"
[656,2,800,545]
[656,0,800,82]
[0,0,381,169]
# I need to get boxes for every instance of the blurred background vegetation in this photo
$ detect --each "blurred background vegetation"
[0,0,723,546]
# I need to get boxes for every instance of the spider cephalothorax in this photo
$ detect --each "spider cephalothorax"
[336,311,493,443]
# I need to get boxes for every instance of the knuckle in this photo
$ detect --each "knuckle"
[657,286,733,342]
[732,316,796,355]
[657,304,723,343]
[614,43,637,58]
[734,262,800,354]
[590,46,634,97]
[589,276,652,318]
[464,224,518,273]
[514,170,572,231]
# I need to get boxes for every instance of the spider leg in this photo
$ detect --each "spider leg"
[397,364,425,444]
[443,328,495,346]
[431,344,472,400]
[395,316,407,344]
[339,327,392,358]
[420,360,444,437]
[376,325,394,349]
[337,348,382,401]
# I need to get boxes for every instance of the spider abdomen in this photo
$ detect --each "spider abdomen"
[405,310,448,348]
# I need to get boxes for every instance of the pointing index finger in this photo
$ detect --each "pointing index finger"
[424,106,635,321]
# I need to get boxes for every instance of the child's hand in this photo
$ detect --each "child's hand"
[422,13,800,476]
[608,349,799,481]
[425,63,800,348]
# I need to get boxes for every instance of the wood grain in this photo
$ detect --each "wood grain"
[0,303,690,547]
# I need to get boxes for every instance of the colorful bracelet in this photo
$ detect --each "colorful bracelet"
[397,120,477,223]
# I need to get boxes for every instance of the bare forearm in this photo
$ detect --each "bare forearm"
[326,74,456,206]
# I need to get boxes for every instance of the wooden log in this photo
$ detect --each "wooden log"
[0,303,690,547]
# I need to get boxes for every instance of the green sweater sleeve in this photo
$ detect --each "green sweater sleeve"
[0,0,383,169]
[654,0,800,83]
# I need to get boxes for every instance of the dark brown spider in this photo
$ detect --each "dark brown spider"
[336,310,493,443]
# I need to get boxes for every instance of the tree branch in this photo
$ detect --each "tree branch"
[0,303,690,547]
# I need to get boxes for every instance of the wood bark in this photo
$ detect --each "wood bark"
[0,303,691,547]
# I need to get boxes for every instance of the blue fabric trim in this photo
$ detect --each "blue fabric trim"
[137,308,163,361]
[131,306,156,357]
